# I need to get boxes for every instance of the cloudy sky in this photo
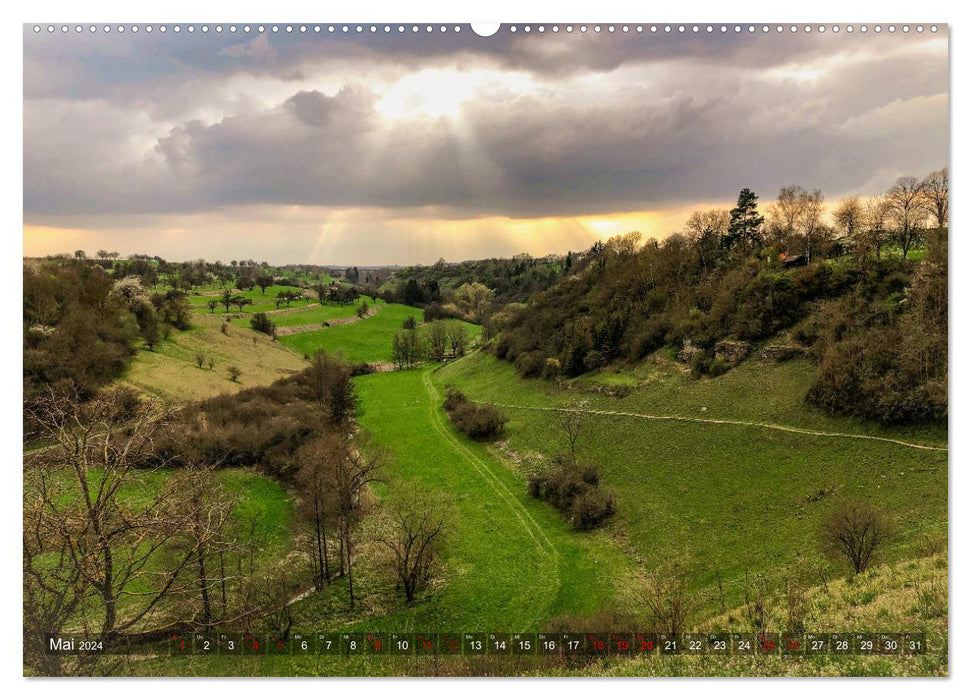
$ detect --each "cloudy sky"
[23,25,948,265]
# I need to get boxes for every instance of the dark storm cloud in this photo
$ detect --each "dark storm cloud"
[23,26,949,222]
[22,25,877,102]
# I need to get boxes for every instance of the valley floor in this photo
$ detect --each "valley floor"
[102,324,948,677]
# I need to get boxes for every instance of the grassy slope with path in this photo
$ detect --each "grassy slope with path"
[437,352,947,606]
[319,367,631,632]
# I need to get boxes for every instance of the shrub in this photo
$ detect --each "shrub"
[443,388,507,440]
[513,351,546,378]
[689,351,712,378]
[528,461,615,530]
[492,333,512,361]
[228,365,242,382]
[443,387,467,412]
[583,349,606,373]
[571,489,617,530]
[629,317,671,359]
[250,312,276,336]
[707,357,731,377]
[541,357,561,379]
[821,500,893,574]
[157,368,337,482]
[350,362,374,377]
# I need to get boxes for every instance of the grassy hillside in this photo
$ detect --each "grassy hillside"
[437,352,947,608]
[120,314,305,401]
[597,553,948,677]
[128,551,946,677]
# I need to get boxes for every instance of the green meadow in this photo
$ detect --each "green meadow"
[129,352,947,677]
[287,367,630,633]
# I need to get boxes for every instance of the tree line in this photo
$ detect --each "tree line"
[387,253,566,309]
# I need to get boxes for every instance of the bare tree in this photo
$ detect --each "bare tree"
[860,195,892,261]
[24,478,87,675]
[798,188,827,262]
[767,186,828,260]
[886,176,930,258]
[639,565,691,637]
[330,433,384,610]
[922,167,948,231]
[23,387,204,655]
[767,185,804,252]
[558,402,588,463]
[833,197,863,239]
[308,351,355,423]
[684,209,730,272]
[295,438,338,591]
[373,484,448,602]
[822,501,893,574]
[183,465,237,629]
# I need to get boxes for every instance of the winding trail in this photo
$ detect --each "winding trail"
[422,369,558,558]
[490,403,948,453]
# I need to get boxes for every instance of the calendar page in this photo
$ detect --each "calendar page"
[22,20,948,679]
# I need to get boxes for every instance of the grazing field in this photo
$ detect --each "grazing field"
[437,352,948,608]
[120,314,305,401]
[278,304,480,364]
